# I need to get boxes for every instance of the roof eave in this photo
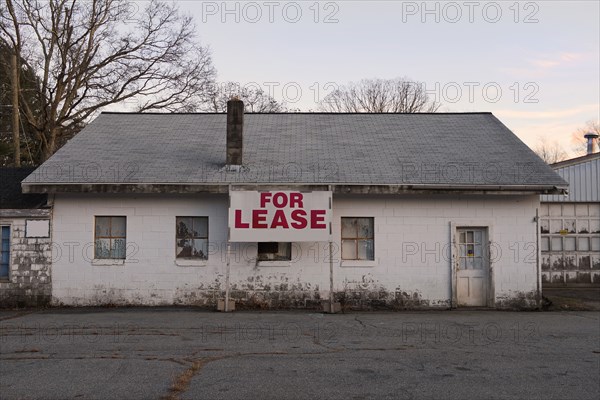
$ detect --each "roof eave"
[22,182,568,196]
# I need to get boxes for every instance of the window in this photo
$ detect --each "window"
[176,217,208,260]
[257,242,291,261]
[458,229,485,270]
[341,217,374,261]
[1,226,10,279]
[94,216,126,259]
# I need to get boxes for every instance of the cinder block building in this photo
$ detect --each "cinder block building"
[0,168,51,307]
[21,100,567,309]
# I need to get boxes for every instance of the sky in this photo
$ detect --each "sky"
[171,0,600,156]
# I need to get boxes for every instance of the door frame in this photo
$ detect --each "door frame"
[450,221,495,308]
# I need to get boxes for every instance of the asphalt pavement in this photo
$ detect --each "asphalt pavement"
[1,308,599,400]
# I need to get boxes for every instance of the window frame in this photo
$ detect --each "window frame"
[1,225,10,280]
[341,217,375,261]
[94,216,127,260]
[175,216,209,261]
[257,242,292,262]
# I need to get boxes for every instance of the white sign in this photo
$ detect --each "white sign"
[229,191,332,242]
[25,219,50,238]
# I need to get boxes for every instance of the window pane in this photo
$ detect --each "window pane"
[95,217,111,237]
[550,220,562,233]
[192,239,208,259]
[193,217,208,238]
[541,237,550,252]
[111,239,126,259]
[474,230,482,244]
[564,220,576,233]
[341,218,356,238]
[1,239,9,253]
[1,226,9,239]
[473,257,483,269]
[357,218,373,239]
[467,244,474,257]
[564,237,576,251]
[176,239,194,258]
[341,240,357,260]
[578,237,590,251]
[278,242,291,259]
[540,220,549,233]
[111,217,126,237]
[358,240,374,260]
[0,263,8,278]
[590,219,600,233]
[1,250,8,264]
[95,239,111,259]
[467,232,474,243]
[464,257,474,270]
[591,237,600,251]
[459,245,466,258]
[176,217,193,239]
[578,220,590,233]
[551,237,562,251]
[257,242,290,261]
[460,232,466,243]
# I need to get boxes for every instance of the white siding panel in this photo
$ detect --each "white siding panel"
[541,157,599,202]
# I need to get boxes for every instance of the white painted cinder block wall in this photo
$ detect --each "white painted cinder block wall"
[51,193,540,308]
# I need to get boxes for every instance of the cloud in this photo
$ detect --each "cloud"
[529,52,586,69]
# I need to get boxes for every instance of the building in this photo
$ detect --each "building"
[540,133,600,286]
[0,168,51,307]
[21,100,567,310]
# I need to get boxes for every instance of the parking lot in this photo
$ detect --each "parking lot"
[1,308,599,400]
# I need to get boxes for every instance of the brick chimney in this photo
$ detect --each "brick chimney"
[226,98,244,167]
[584,132,599,155]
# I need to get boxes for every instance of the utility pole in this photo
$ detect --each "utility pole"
[11,51,20,166]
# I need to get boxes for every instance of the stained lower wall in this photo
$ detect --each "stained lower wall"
[0,214,52,307]
[50,193,541,309]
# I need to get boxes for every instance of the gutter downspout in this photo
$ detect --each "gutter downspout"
[535,208,541,308]
[225,184,232,312]
[328,186,335,313]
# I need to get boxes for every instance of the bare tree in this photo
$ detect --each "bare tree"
[204,82,286,113]
[318,78,440,113]
[534,141,568,164]
[0,0,216,162]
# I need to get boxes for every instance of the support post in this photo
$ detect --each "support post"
[224,185,232,312]
[329,239,334,310]
[535,208,541,308]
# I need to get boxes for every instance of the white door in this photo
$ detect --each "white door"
[456,228,489,307]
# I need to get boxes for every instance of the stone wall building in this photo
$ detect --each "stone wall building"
[0,168,51,307]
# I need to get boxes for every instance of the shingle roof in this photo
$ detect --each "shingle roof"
[0,168,47,208]
[22,112,567,189]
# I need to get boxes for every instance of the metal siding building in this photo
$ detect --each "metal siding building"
[540,154,600,286]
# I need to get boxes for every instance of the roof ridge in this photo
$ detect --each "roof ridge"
[99,111,495,116]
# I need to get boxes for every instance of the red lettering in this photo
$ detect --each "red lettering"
[289,192,304,208]
[270,209,289,229]
[234,210,249,228]
[310,210,326,229]
[252,209,268,228]
[273,192,287,208]
[290,209,308,229]
[260,192,272,208]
